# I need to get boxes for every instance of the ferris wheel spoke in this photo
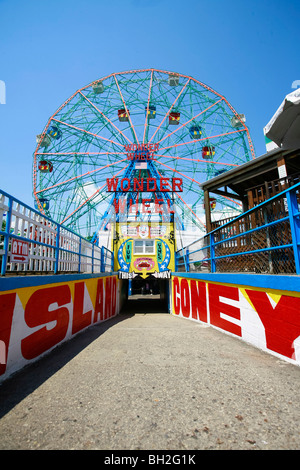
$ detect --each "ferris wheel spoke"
[154,166,205,228]
[155,153,239,168]
[61,165,129,224]
[36,150,127,167]
[148,78,190,144]
[51,118,123,148]
[219,195,242,207]
[36,151,126,157]
[113,74,139,144]
[61,188,110,226]
[156,98,224,145]
[35,158,128,194]
[143,70,154,144]
[153,158,201,186]
[175,193,206,228]
[159,128,246,152]
[154,158,241,207]
[78,91,133,145]
[64,192,113,228]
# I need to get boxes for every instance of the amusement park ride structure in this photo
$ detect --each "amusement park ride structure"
[32,69,255,280]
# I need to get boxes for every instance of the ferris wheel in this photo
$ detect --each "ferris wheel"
[32,68,255,239]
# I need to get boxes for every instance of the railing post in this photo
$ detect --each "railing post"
[54,224,60,274]
[128,279,132,296]
[210,233,216,273]
[286,189,300,274]
[111,251,114,272]
[1,196,13,276]
[101,246,105,273]
[92,243,94,273]
[78,237,81,273]
[186,248,190,272]
[263,208,274,274]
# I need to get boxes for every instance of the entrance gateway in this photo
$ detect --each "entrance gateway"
[110,159,177,295]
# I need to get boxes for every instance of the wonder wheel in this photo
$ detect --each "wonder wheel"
[32,68,255,239]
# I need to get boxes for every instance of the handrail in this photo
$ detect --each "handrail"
[0,188,114,276]
[176,181,300,275]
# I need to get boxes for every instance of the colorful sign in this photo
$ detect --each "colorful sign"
[172,275,300,366]
[107,177,182,216]
[114,222,175,279]
[11,239,29,263]
[133,257,155,271]
[106,177,183,192]
[0,275,120,381]
[124,143,159,160]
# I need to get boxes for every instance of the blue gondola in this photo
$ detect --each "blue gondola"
[35,198,50,211]
[145,105,156,119]
[47,126,62,140]
[189,126,202,139]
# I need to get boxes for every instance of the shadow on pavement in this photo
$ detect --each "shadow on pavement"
[0,295,169,418]
[0,313,133,419]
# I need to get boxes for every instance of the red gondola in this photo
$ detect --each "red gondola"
[118,108,130,122]
[38,160,53,172]
[202,146,215,159]
[169,112,180,125]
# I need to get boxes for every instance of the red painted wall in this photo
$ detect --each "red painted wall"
[172,275,300,366]
[0,275,121,382]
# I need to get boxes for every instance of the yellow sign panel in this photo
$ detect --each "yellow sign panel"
[113,222,175,279]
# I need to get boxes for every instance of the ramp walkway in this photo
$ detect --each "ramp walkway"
[0,296,299,451]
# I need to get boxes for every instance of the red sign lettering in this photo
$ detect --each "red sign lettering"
[190,280,207,323]
[106,178,119,192]
[245,290,300,359]
[21,285,71,360]
[172,276,300,364]
[104,277,117,320]
[124,143,159,160]
[181,278,191,317]
[72,282,93,335]
[94,278,104,322]
[173,277,240,334]
[208,283,241,337]
[106,177,183,193]
[11,239,29,263]
[173,277,181,316]
[0,293,16,375]
[0,276,119,379]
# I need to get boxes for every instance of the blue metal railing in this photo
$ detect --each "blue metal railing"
[176,181,300,275]
[0,189,114,276]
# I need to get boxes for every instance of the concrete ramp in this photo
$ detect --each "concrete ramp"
[0,311,299,450]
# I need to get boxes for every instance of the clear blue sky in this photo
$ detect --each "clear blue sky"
[0,0,299,207]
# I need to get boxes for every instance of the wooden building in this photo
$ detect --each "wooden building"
[201,147,300,233]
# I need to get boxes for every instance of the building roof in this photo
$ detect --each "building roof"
[200,147,300,198]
